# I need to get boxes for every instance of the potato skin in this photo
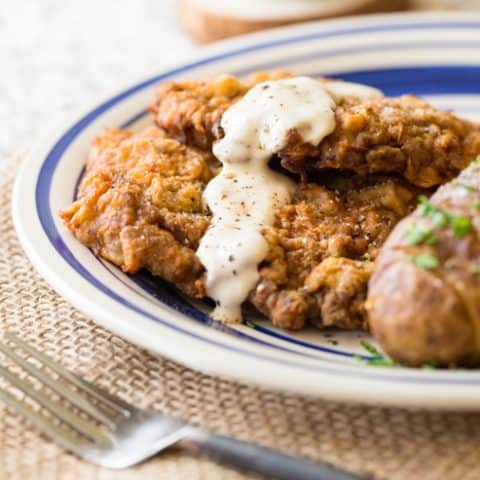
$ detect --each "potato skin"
[368,226,478,366]
[367,159,480,367]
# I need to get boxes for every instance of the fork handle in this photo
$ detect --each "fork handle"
[182,428,362,480]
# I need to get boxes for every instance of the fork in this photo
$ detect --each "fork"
[0,333,361,480]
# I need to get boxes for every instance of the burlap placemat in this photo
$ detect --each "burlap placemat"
[1,153,480,480]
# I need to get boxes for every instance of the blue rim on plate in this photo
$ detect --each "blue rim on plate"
[16,13,480,406]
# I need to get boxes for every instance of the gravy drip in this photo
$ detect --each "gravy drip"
[196,76,383,322]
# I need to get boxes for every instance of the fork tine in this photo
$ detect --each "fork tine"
[0,385,82,453]
[0,340,117,428]
[0,364,109,445]
[6,333,131,416]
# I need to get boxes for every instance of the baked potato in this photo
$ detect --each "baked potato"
[367,157,480,367]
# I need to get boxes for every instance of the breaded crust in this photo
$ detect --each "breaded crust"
[60,127,212,298]
[151,75,480,187]
[253,175,420,329]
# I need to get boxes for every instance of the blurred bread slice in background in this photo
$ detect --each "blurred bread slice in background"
[180,0,408,44]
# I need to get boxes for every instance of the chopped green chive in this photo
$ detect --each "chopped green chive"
[357,344,440,368]
[413,195,474,248]
[360,340,383,357]
[452,216,472,237]
[406,223,438,246]
[245,320,256,329]
[354,341,397,367]
[432,211,449,228]
[407,253,439,270]
[417,196,452,224]
[418,195,435,217]
[406,224,424,245]
[366,358,397,367]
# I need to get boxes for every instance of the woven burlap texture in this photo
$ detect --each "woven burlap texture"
[1,153,480,480]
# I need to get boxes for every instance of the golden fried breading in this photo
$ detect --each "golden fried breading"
[149,72,291,150]
[61,126,421,330]
[60,126,213,297]
[151,75,480,188]
[252,175,421,329]
[280,95,480,188]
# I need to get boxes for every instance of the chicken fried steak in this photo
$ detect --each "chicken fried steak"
[151,76,480,188]
[61,127,421,330]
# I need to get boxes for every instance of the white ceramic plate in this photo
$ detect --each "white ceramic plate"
[13,12,480,409]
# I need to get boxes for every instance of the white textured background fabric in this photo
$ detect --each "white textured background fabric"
[0,0,195,160]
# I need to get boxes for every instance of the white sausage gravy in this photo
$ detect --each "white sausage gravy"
[196,76,382,323]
